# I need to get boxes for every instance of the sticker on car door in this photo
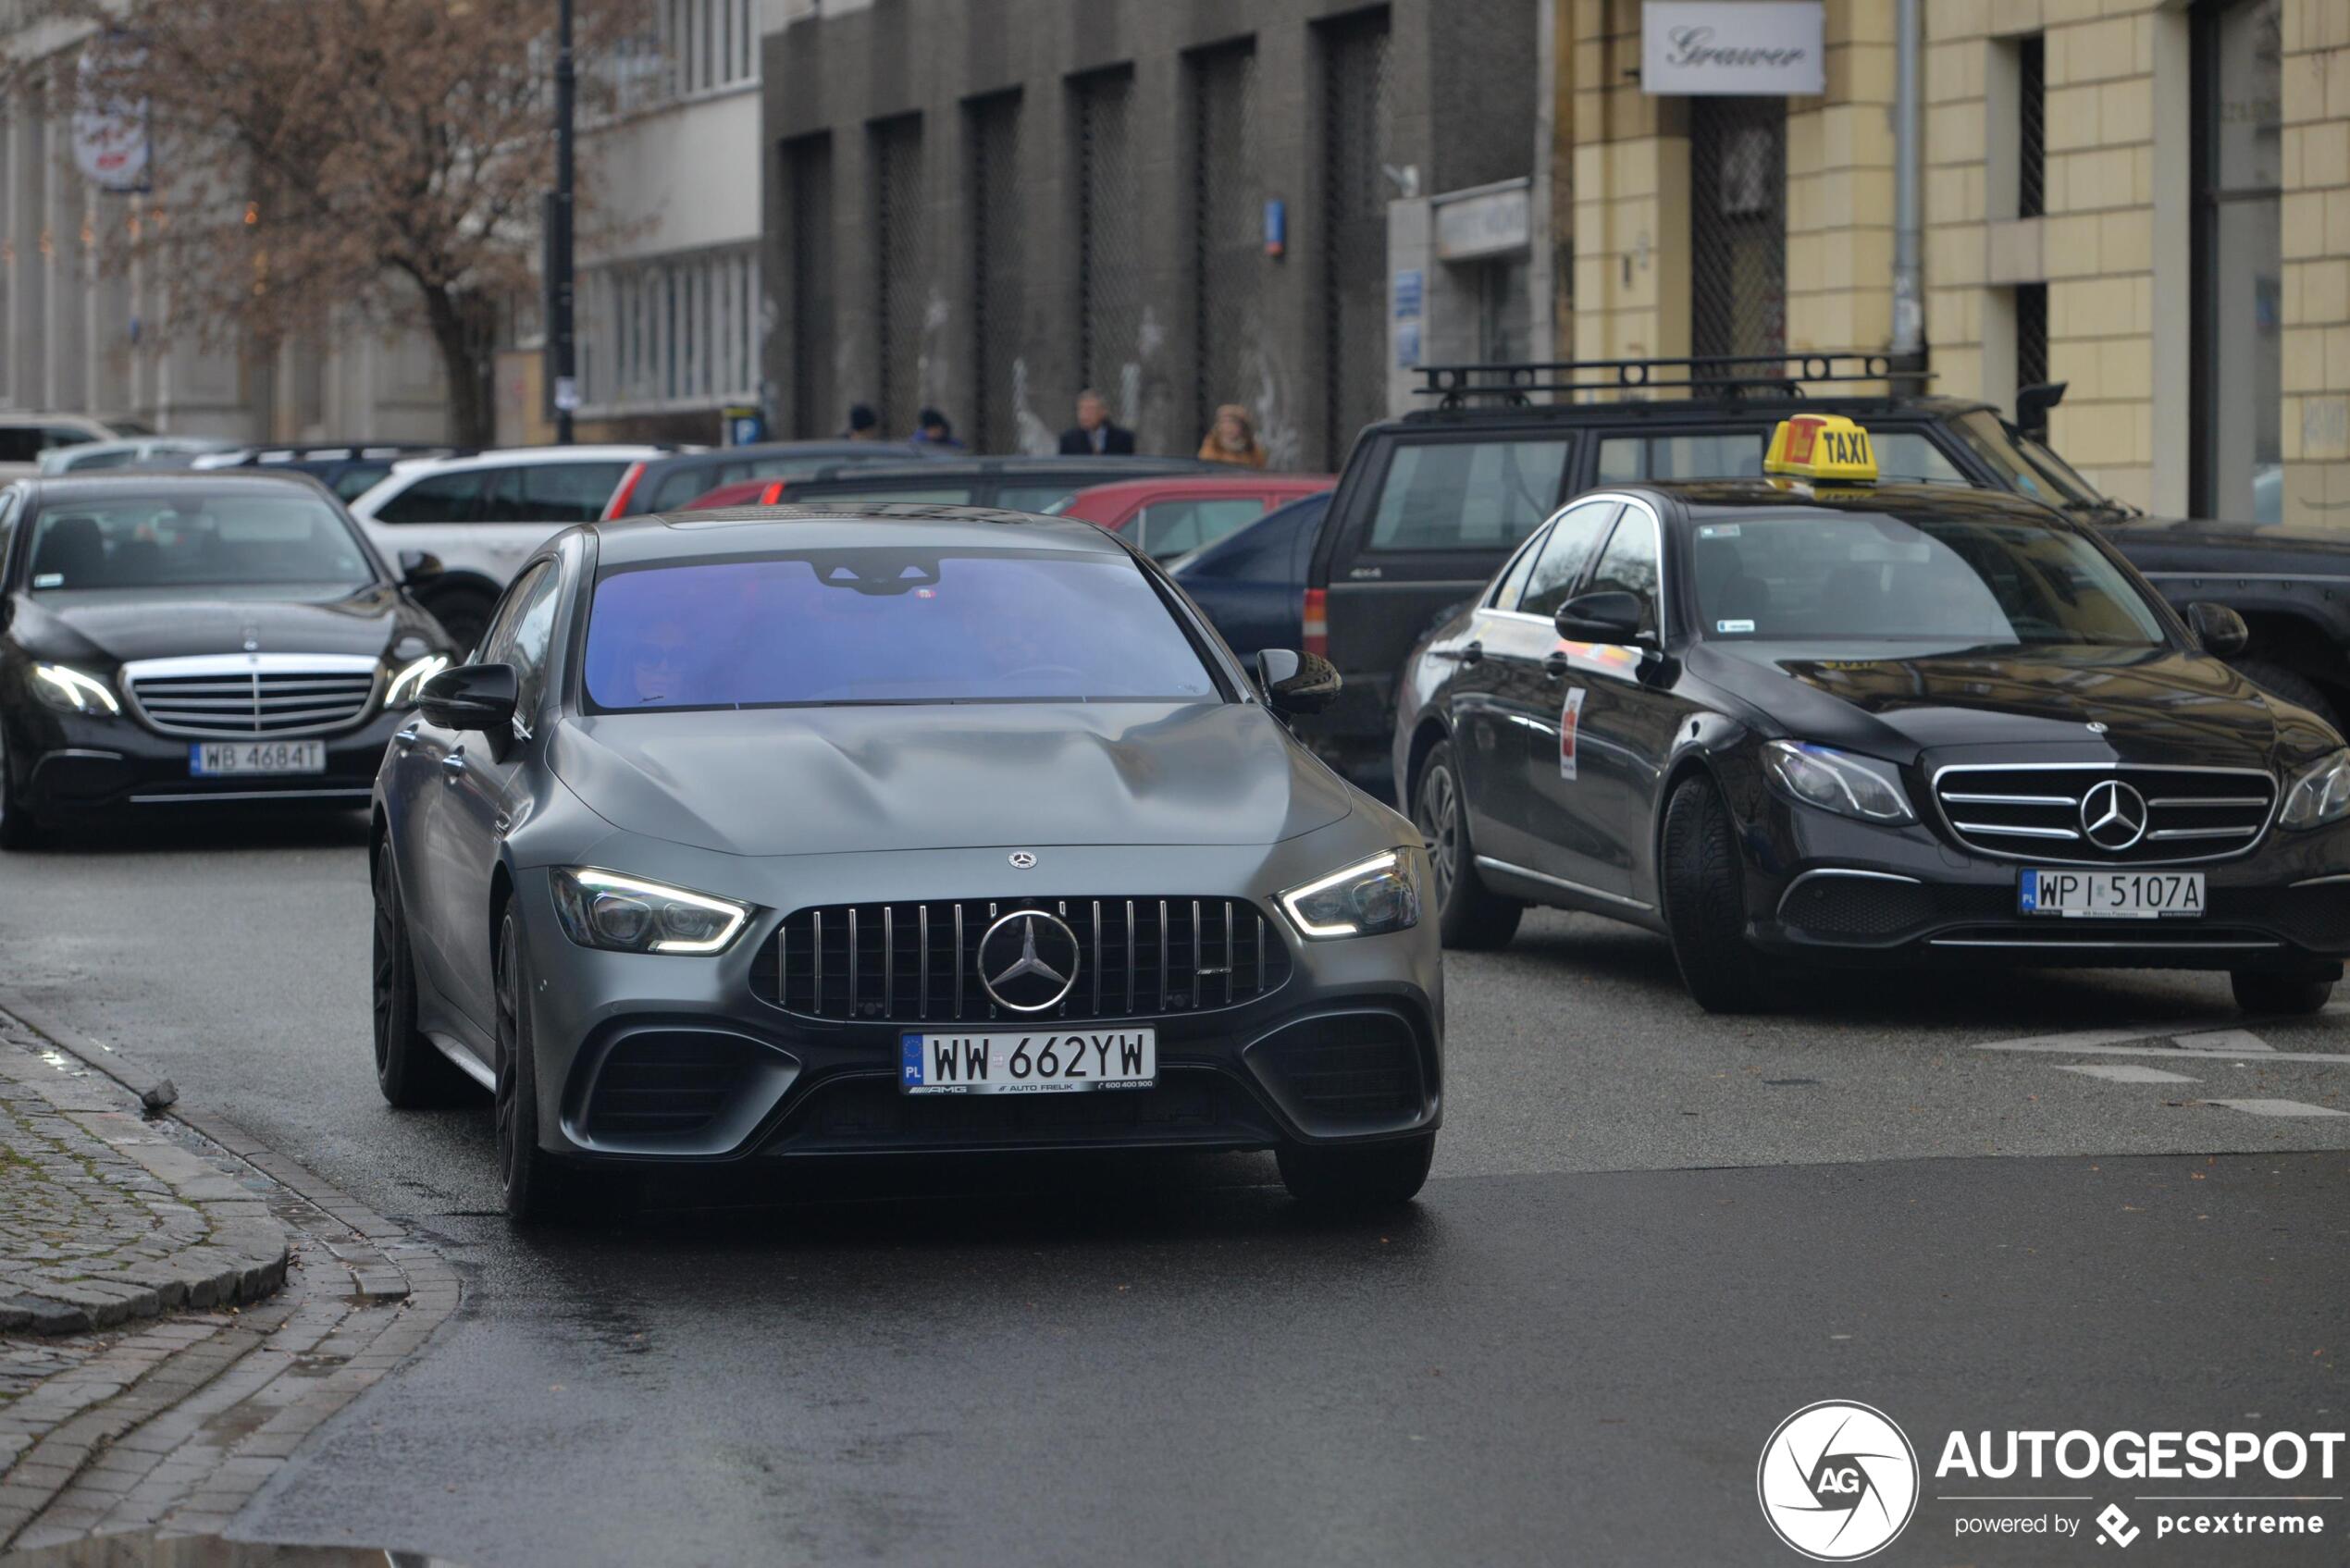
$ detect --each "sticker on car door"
[1560,686,1586,781]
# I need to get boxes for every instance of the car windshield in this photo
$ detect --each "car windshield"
[1949,411,2106,508]
[22,491,377,592]
[584,548,1221,710]
[1693,510,2171,648]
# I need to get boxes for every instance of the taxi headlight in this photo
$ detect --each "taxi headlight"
[1762,740,1914,824]
[384,653,450,708]
[549,868,751,955]
[1279,849,1421,940]
[31,662,120,717]
[2278,748,2350,830]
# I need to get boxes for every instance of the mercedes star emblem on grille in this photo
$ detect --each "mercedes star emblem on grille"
[2079,778,2149,851]
[976,910,1081,1013]
[1008,850,1036,870]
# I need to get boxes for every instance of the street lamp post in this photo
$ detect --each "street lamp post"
[550,0,577,444]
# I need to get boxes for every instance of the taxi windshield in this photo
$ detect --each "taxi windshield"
[22,491,377,592]
[583,548,1222,710]
[1693,511,2171,648]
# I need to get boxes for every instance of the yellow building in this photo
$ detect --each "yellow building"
[1559,0,2347,528]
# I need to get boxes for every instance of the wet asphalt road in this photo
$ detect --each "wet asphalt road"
[2,814,2347,1566]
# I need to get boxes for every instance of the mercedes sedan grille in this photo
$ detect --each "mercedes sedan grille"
[1932,763,2277,865]
[752,896,1294,1023]
[123,654,382,738]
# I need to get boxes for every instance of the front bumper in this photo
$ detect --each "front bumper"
[6,708,402,820]
[1743,795,2350,975]
[508,848,1445,1165]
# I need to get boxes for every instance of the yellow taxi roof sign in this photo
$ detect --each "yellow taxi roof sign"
[1762,414,1877,483]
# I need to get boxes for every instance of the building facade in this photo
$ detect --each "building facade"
[760,0,1542,470]
[1561,0,2349,529]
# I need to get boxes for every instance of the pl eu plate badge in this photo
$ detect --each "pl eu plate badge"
[1560,687,1587,781]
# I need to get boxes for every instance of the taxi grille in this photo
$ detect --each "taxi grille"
[1932,764,2275,865]
[125,656,380,737]
[750,896,1293,1024]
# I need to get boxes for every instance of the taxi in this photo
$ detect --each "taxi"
[1391,414,2350,1013]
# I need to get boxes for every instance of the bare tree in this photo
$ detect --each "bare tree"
[41,0,642,444]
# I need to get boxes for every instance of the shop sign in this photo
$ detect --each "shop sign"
[1641,1,1824,96]
[1433,181,1530,262]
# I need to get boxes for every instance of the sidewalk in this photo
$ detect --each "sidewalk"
[0,1004,461,1551]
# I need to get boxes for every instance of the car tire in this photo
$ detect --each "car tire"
[0,727,49,852]
[423,586,497,656]
[494,908,575,1224]
[371,846,471,1107]
[2230,969,2335,1016]
[1413,741,1522,950]
[1277,1133,1435,1208]
[1661,774,1781,1014]
[2229,658,2341,732]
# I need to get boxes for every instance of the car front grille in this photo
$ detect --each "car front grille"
[1932,763,2276,865]
[585,1033,756,1139]
[749,895,1294,1023]
[123,654,381,737]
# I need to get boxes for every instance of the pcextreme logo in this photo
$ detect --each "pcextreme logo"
[1757,1401,1922,1561]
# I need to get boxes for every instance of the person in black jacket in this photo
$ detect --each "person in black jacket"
[1058,389,1135,455]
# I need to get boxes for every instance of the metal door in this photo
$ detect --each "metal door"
[871,114,926,440]
[967,93,1023,456]
[1318,7,1393,471]
[1191,42,1259,448]
[1074,68,1141,419]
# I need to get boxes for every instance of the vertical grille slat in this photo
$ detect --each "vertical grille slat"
[760,895,1292,1022]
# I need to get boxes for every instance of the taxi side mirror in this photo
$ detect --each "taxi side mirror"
[2186,601,2248,658]
[1555,590,1650,648]
[1256,648,1342,715]
[418,661,518,735]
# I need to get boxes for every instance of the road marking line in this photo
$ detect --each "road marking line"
[2055,1064,2201,1083]
[1976,1039,2350,1066]
[2172,1029,2273,1054]
[2200,1098,2349,1117]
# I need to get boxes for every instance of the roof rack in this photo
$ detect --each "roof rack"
[1412,352,1908,409]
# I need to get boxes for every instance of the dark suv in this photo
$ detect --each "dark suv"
[1303,355,2350,792]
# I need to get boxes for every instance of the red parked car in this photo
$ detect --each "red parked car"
[1050,474,1335,561]
[676,476,790,510]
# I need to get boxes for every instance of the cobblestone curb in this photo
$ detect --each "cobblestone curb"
[0,1024,290,1338]
[0,997,463,1552]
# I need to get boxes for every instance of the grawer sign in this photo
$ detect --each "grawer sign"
[1641,1,1825,96]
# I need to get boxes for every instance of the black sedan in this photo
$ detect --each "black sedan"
[371,502,1441,1221]
[1391,475,2350,1015]
[0,473,458,847]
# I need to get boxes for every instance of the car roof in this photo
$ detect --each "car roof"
[1379,392,1998,435]
[641,440,945,468]
[1063,475,1336,504]
[586,502,1135,566]
[386,444,668,476]
[19,470,342,500]
[792,455,1222,483]
[1627,477,2070,527]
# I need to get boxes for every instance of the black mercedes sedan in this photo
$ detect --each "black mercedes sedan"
[0,473,457,847]
[1391,447,2350,1016]
[371,502,1441,1221]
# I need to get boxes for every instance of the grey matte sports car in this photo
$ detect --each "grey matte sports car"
[369,503,1443,1221]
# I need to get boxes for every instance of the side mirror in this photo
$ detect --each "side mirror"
[417,662,519,735]
[1255,648,1342,716]
[398,549,445,582]
[1554,589,1650,648]
[2186,600,2249,658]
[2015,380,2068,438]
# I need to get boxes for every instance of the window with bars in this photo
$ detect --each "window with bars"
[1318,7,1393,472]
[1689,96,1787,362]
[1071,67,1141,417]
[784,134,835,438]
[1189,41,1260,449]
[2015,281,2047,399]
[576,247,762,414]
[871,114,928,439]
[2018,33,2046,220]
[966,92,1023,455]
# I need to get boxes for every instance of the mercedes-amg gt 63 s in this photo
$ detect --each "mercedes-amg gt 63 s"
[371,502,1441,1220]
[0,472,457,846]
[1392,416,2350,1017]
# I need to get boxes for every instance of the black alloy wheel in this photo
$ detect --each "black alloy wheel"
[371,846,470,1105]
[1660,773,1782,1014]
[1276,1133,1437,1208]
[2230,969,2335,1016]
[1412,741,1522,950]
[494,909,571,1223]
[0,724,49,851]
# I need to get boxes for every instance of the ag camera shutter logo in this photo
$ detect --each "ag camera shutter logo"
[1757,1401,1920,1560]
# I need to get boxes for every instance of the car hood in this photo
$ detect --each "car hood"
[1692,641,2331,767]
[8,585,421,666]
[548,700,1355,856]
[2095,512,2350,578]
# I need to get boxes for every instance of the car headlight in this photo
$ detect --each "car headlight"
[549,868,751,955]
[384,653,450,708]
[1279,849,1421,940]
[31,662,120,716]
[2279,748,2350,830]
[1762,740,1914,824]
